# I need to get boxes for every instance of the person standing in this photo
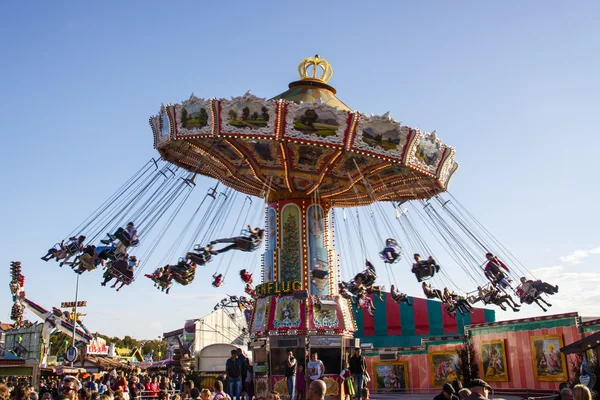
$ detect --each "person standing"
[236,348,248,392]
[226,349,242,400]
[349,348,367,400]
[285,349,297,400]
[306,352,325,383]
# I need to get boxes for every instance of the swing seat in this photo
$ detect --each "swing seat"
[379,251,401,264]
[467,295,480,304]
[78,254,97,272]
[186,252,211,265]
[414,265,435,281]
[115,229,139,248]
[65,242,80,254]
[109,268,133,285]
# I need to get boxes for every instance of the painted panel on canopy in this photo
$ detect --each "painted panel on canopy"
[284,102,349,146]
[309,295,341,330]
[250,297,270,333]
[219,94,276,136]
[308,204,329,295]
[279,204,302,282]
[269,295,304,331]
[265,207,276,282]
[352,115,413,161]
[160,111,170,139]
[409,132,446,175]
[176,97,213,137]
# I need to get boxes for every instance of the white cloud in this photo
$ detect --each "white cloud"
[528,265,600,317]
[559,247,600,264]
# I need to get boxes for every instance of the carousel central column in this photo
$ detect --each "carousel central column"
[249,196,355,399]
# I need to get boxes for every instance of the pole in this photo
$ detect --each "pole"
[70,273,80,367]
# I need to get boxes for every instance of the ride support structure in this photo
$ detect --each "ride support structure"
[150,55,458,398]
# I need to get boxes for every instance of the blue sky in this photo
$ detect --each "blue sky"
[1,1,599,340]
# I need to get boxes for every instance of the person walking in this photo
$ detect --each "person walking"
[349,348,367,400]
[285,349,297,400]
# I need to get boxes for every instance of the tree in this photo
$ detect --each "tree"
[261,106,269,121]
[198,108,208,127]
[229,110,237,120]
[242,107,250,121]
[180,107,188,127]
[298,109,318,127]
[456,336,479,385]
[251,112,259,120]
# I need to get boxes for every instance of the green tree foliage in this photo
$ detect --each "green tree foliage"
[261,106,269,121]
[49,332,167,360]
[456,336,479,385]
[198,108,208,127]
[180,108,188,127]
[242,107,250,121]
[298,109,318,127]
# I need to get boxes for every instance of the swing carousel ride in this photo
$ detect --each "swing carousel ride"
[9,55,559,397]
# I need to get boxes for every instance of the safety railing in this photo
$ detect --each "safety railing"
[138,389,180,400]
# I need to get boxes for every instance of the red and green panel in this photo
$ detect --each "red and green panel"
[353,293,495,348]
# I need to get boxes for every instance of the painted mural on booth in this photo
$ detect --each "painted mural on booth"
[530,335,568,382]
[481,340,509,382]
[280,205,301,282]
[308,205,329,295]
[430,351,460,387]
[374,362,408,391]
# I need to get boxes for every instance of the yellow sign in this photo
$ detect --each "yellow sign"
[255,281,301,298]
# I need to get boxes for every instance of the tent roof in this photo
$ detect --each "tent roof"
[560,330,600,355]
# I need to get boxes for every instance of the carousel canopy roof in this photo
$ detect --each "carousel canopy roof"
[151,55,458,206]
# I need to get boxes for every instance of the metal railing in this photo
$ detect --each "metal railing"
[138,389,180,400]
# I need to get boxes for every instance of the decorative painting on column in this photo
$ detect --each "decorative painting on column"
[265,207,277,282]
[308,204,330,295]
[280,204,301,282]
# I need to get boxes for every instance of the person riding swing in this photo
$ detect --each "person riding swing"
[210,225,265,254]
[186,244,216,265]
[412,253,440,282]
[422,282,444,301]
[41,235,86,263]
[380,238,402,264]
[101,222,139,247]
[390,285,412,306]
[212,273,224,287]
[484,253,511,288]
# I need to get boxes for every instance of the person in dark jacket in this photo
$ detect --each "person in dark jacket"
[433,383,459,400]
[463,379,492,400]
[349,348,367,400]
